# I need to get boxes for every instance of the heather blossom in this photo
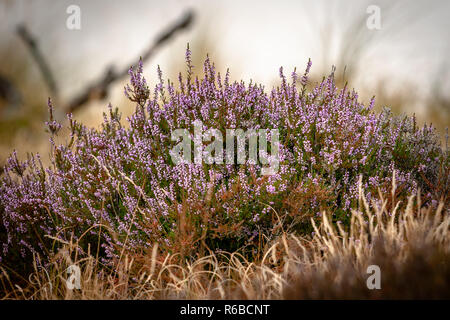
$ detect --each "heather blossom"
[0,48,447,270]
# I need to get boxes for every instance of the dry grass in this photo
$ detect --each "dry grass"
[1,176,448,300]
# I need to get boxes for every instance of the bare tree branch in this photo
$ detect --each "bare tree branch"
[66,10,195,113]
[16,24,58,97]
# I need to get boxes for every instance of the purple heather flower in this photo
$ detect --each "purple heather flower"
[0,49,444,266]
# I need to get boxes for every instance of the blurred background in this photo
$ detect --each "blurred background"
[0,0,449,166]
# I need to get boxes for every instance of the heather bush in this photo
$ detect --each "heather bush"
[0,48,448,271]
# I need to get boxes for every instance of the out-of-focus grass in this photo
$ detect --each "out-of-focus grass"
[305,0,449,143]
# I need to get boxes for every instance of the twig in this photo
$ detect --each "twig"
[16,24,58,97]
[66,10,194,113]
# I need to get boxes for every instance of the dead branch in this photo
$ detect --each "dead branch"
[16,24,58,97]
[66,10,194,113]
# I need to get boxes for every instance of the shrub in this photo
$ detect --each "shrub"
[0,48,448,270]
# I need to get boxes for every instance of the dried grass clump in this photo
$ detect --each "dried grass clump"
[1,180,448,300]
